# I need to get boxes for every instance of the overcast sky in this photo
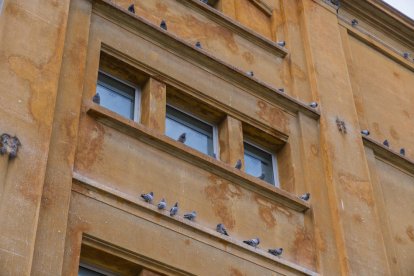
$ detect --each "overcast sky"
[382,0,414,19]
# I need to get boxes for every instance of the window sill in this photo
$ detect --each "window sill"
[72,173,318,276]
[87,103,310,212]
[362,136,414,174]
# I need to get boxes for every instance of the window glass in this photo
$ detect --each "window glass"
[165,106,215,157]
[78,266,106,276]
[97,72,136,120]
[244,142,275,185]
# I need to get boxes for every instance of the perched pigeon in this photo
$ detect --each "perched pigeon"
[92,93,100,104]
[277,41,286,47]
[278,88,285,93]
[128,4,135,14]
[216,223,229,236]
[258,173,265,180]
[243,238,260,248]
[235,159,242,170]
[195,41,202,48]
[400,148,405,156]
[160,20,167,30]
[141,192,154,203]
[299,192,310,201]
[184,211,197,221]
[351,19,358,26]
[157,198,166,210]
[309,102,318,108]
[361,129,370,136]
[383,139,389,147]
[247,71,254,77]
[170,202,178,216]
[177,133,186,143]
[403,52,410,59]
[268,248,283,257]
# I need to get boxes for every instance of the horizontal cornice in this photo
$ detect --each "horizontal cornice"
[341,0,414,49]
[93,0,320,120]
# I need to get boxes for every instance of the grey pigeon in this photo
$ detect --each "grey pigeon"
[383,139,389,147]
[243,238,260,248]
[403,52,410,59]
[184,211,197,221]
[351,19,358,26]
[299,192,310,201]
[235,159,242,170]
[141,192,154,203]
[160,20,167,30]
[247,71,254,77]
[277,41,286,47]
[195,41,202,48]
[216,223,229,236]
[361,129,370,136]
[400,148,405,156]
[258,173,265,180]
[92,93,100,104]
[268,248,283,257]
[170,202,178,216]
[177,133,186,143]
[128,4,135,14]
[278,88,285,93]
[157,198,166,210]
[309,102,318,108]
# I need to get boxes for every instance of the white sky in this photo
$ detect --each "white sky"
[382,0,414,19]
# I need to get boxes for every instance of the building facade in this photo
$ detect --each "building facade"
[0,0,413,275]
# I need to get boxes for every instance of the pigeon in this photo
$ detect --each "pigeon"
[235,159,242,170]
[92,92,100,104]
[195,41,202,48]
[258,173,265,180]
[278,88,285,93]
[216,223,229,236]
[160,20,167,30]
[403,52,409,59]
[141,192,154,203]
[128,4,135,14]
[157,198,166,210]
[177,133,186,143]
[309,102,318,108]
[361,129,370,136]
[184,211,197,221]
[243,238,260,248]
[268,248,283,257]
[299,192,310,201]
[170,202,178,216]
[247,71,254,77]
[351,19,358,26]
[383,139,389,147]
[400,148,405,156]
[277,41,286,47]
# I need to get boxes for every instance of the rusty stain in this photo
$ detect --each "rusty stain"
[256,100,288,130]
[406,225,414,242]
[254,195,293,228]
[155,2,168,14]
[229,267,244,276]
[204,175,243,229]
[310,144,319,156]
[291,227,316,269]
[340,173,374,207]
[184,239,191,246]
[76,122,105,169]
[389,126,399,140]
[314,227,326,252]
[372,122,382,135]
[402,110,411,119]
[242,51,255,64]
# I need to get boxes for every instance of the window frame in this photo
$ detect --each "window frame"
[96,70,141,122]
[78,263,118,276]
[243,139,279,187]
[165,104,219,159]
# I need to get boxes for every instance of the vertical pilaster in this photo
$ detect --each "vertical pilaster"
[216,0,236,19]
[218,116,244,169]
[141,78,167,133]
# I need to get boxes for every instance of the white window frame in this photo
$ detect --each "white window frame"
[243,140,279,187]
[166,104,219,159]
[97,70,141,122]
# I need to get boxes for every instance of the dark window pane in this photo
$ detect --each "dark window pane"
[165,106,214,156]
[97,72,136,120]
[244,142,275,185]
[78,266,106,276]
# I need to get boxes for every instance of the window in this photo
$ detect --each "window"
[96,71,140,121]
[165,105,217,157]
[244,141,278,186]
[78,264,117,276]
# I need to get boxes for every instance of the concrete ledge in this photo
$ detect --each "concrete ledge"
[93,0,321,121]
[72,174,319,276]
[363,136,414,174]
[87,104,310,212]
